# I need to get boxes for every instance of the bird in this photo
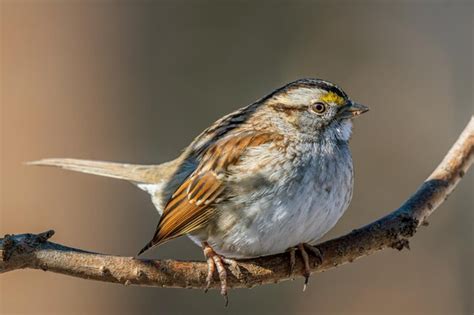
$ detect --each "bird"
[29,78,368,303]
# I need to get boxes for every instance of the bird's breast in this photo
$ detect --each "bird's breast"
[200,141,354,258]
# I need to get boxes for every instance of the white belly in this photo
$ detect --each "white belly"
[191,142,354,259]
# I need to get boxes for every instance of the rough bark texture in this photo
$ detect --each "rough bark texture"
[1,117,473,290]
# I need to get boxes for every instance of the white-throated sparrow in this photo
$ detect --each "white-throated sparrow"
[30,78,368,302]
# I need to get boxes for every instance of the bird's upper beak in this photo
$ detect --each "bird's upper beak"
[337,101,369,119]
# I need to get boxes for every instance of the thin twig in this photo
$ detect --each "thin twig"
[1,117,473,290]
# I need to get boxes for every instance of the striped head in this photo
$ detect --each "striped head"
[258,78,369,140]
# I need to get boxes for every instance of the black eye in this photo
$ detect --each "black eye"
[311,102,327,114]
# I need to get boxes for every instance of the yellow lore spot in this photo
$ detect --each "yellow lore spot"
[321,92,345,106]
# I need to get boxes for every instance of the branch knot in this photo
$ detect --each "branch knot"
[1,230,55,262]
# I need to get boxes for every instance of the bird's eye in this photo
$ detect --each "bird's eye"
[311,102,327,115]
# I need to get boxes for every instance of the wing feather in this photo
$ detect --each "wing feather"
[138,132,281,254]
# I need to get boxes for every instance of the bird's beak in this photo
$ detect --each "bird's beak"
[337,101,369,119]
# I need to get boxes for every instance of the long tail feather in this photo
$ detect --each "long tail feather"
[27,158,161,184]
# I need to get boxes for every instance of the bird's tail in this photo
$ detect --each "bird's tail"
[27,158,163,184]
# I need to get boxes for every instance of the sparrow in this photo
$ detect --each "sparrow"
[30,78,368,303]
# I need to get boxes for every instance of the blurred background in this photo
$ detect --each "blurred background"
[1,1,473,314]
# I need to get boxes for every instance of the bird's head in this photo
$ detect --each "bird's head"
[261,78,369,141]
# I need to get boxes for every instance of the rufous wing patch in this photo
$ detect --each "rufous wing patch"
[146,132,281,248]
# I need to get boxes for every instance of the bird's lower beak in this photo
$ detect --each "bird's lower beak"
[337,102,369,119]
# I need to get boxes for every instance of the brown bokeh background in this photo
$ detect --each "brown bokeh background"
[1,1,473,314]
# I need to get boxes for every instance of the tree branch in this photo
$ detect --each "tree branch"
[1,117,473,290]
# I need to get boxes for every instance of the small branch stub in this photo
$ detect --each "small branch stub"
[1,230,55,262]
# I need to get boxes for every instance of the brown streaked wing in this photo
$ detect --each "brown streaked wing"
[149,132,281,247]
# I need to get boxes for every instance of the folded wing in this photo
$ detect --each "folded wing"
[138,132,280,255]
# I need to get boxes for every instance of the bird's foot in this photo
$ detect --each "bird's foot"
[202,242,241,306]
[287,243,323,291]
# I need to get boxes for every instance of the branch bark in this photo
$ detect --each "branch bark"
[1,117,473,290]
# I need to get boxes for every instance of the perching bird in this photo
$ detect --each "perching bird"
[29,78,368,302]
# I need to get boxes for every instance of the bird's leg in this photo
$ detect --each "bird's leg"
[287,247,297,278]
[287,243,323,291]
[298,243,311,291]
[202,242,240,306]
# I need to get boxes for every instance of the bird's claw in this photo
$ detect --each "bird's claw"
[287,243,323,291]
[203,242,239,306]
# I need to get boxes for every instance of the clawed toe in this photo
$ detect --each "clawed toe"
[298,244,311,291]
[303,243,323,265]
[287,243,324,291]
[222,257,242,279]
[288,247,297,277]
[202,242,239,306]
